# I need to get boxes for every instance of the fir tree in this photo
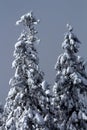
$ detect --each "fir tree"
[3,12,51,130]
[53,24,87,130]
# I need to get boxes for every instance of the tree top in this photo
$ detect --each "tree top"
[16,11,40,27]
[66,23,73,32]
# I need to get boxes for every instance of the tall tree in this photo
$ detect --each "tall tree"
[3,12,50,130]
[53,24,87,130]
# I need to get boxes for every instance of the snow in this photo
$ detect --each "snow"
[67,67,73,74]
[78,111,87,120]
[14,107,22,118]
[16,12,40,27]
[62,68,66,75]
[70,72,82,84]
[53,24,87,129]
[82,112,87,120]
[12,60,16,68]
[34,113,44,125]
[70,71,87,85]
[41,80,48,90]
[16,20,20,26]
[3,13,87,130]
[66,24,73,32]
[6,117,16,130]
[70,39,75,45]
[28,110,33,119]
[27,78,34,86]
[45,90,51,95]
[15,41,22,49]
[60,54,65,65]
[62,39,69,50]
[8,88,17,98]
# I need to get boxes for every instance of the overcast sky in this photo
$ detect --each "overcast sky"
[0,0,87,104]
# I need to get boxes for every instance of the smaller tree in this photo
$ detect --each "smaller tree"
[53,24,87,130]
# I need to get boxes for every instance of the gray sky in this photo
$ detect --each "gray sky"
[0,0,87,104]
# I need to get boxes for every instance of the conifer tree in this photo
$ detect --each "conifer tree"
[53,24,87,130]
[3,12,51,130]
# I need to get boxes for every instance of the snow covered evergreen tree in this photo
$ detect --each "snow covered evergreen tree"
[53,24,87,130]
[3,12,51,130]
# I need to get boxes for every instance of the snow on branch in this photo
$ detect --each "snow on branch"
[16,11,40,27]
